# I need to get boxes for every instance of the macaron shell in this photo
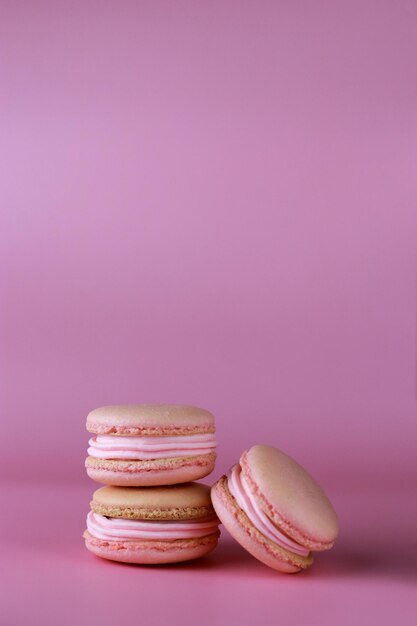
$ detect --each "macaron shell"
[91,483,215,520]
[211,475,313,573]
[85,452,216,486]
[86,404,215,436]
[241,445,339,550]
[84,530,219,564]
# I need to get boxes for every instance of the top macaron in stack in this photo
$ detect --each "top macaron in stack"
[85,404,217,486]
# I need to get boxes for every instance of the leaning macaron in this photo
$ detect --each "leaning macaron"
[211,445,339,573]
[84,483,220,564]
[85,404,217,486]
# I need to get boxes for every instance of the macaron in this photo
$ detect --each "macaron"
[86,404,217,486]
[84,483,220,564]
[211,445,339,573]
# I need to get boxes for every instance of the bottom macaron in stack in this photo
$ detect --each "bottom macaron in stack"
[84,483,220,564]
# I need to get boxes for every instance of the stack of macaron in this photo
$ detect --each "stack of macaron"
[84,404,339,572]
[84,404,221,564]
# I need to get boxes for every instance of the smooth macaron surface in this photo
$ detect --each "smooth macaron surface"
[86,404,215,436]
[85,404,216,486]
[90,483,216,520]
[241,445,339,550]
[84,483,220,565]
[211,445,339,573]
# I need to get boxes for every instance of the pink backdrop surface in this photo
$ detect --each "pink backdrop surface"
[1,1,416,624]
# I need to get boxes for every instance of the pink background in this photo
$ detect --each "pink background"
[1,1,416,624]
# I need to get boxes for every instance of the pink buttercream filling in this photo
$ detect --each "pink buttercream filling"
[88,433,217,460]
[87,511,219,541]
[227,465,309,557]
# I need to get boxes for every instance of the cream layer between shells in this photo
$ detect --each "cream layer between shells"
[88,433,217,460]
[87,511,219,541]
[228,464,310,557]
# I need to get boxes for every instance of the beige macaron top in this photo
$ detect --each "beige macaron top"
[90,483,216,521]
[86,404,215,436]
[241,445,339,550]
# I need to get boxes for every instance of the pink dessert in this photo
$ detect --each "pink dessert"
[211,445,339,573]
[84,483,220,564]
[85,404,217,486]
